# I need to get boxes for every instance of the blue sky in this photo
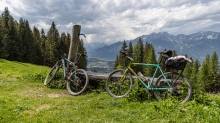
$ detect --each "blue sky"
[1,0,220,44]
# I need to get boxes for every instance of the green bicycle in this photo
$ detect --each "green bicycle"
[106,50,192,103]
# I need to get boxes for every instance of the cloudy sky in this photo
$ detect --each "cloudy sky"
[0,0,220,44]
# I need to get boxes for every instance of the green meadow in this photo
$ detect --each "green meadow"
[0,59,220,123]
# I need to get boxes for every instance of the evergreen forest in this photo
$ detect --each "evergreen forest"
[0,7,87,69]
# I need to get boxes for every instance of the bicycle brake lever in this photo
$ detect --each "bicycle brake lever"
[120,50,126,55]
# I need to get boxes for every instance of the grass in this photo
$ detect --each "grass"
[0,59,220,122]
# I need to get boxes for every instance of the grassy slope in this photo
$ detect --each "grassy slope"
[0,59,220,123]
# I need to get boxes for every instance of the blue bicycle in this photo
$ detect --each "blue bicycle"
[44,48,89,96]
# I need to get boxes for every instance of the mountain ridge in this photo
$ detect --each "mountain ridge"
[87,31,220,62]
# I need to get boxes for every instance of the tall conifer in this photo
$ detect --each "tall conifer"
[33,26,42,64]
[0,7,11,59]
[197,55,210,91]
[46,22,60,66]
[133,42,142,72]
[114,55,119,69]
[117,40,127,69]
[208,51,219,91]
[128,41,133,58]
[190,59,199,88]
[40,29,47,65]
[137,38,144,62]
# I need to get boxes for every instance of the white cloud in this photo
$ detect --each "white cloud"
[34,20,51,30]
[1,0,220,43]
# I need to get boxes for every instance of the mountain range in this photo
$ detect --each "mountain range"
[86,31,220,63]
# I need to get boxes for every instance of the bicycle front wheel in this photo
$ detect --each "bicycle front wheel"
[66,69,89,96]
[44,65,60,86]
[153,72,192,103]
[106,69,133,98]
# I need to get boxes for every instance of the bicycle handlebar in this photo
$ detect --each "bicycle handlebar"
[56,47,86,59]
[56,47,67,57]
[120,50,133,61]
[77,52,87,57]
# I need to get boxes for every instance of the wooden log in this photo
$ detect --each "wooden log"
[87,71,109,86]
[87,71,109,80]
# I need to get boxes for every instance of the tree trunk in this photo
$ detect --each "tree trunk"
[68,25,81,62]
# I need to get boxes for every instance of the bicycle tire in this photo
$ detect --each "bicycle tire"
[106,69,133,98]
[44,65,60,86]
[66,69,89,96]
[153,72,192,103]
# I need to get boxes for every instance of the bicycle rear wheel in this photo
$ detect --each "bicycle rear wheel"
[106,69,133,98]
[153,72,192,103]
[44,65,60,86]
[66,69,89,96]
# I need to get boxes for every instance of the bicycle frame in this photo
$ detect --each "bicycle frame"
[61,56,77,79]
[124,63,173,91]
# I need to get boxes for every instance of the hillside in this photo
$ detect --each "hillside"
[88,31,220,62]
[0,59,220,122]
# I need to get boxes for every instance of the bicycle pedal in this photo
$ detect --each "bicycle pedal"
[145,89,152,96]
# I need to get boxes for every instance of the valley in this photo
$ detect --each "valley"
[87,58,114,73]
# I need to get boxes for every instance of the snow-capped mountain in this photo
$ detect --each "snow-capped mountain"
[87,31,220,62]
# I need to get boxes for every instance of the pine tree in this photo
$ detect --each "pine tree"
[33,26,42,64]
[77,39,87,70]
[143,42,150,64]
[183,62,191,79]
[133,42,142,72]
[208,51,219,91]
[114,55,119,69]
[17,19,36,63]
[17,18,26,62]
[197,54,210,92]
[5,16,20,61]
[0,7,11,59]
[0,17,4,57]
[172,50,177,56]
[128,41,133,58]
[190,59,199,88]
[149,44,157,74]
[45,21,60,66]
[65,33,71,52]
[143,42,150,74]
[125,41,133,67]
[137,38,144,62]
[40,29,47,65]
[59,32,70,54]
[24,20,36,63]
[143,43,157,76]
[117,40,127,69]
[183,56,192,79]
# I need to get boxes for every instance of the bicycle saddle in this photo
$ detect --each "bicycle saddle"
[158,50,173,59]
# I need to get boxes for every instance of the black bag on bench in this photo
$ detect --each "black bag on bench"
[165,58,187,69]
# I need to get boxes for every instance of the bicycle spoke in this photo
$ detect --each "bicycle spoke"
[44,65,60,86]
[106,69,133,98]
[67,69,89,96]
[154,72,192,103]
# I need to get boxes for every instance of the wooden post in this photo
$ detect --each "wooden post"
[68,25,81,62]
